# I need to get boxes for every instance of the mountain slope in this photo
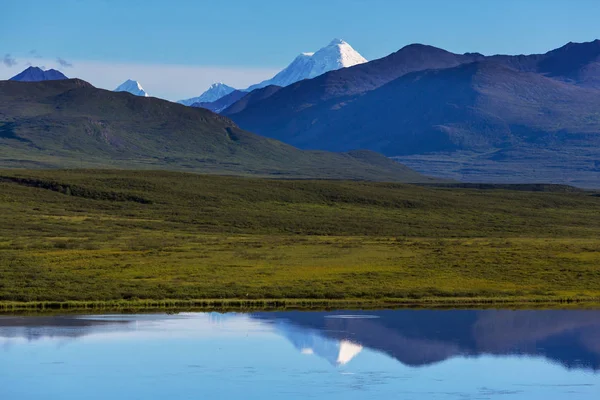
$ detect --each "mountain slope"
[489,39,600,89]
[114,79,149,97]
[222,85,283,115]
[245,39,367,91]
[226,40,600,138]
[224,44,483,121]
[282,61,600,155]
[191,90,246,113]
[0,79,434,182]
[178,83,236,106]
[9,66,68,82]
[234,60,600,187]
[225,40,600,187]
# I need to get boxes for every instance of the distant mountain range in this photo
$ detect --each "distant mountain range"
[487,40,600,89]
[9,66,68,82]
[190,90,247,113]
[178,83,236,106]
[3,39,600,186]
[114,79,149,97]
[8,68,151,98]
[178,38,367,110]
[222,85,283,115]
[223,40,600,187]
[0,78,434,182]
[246,38,367,91]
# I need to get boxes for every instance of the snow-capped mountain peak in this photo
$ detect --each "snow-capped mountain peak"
[178,82,236,106]
[317,38,368,71]
[328,38,346,46]
[114,79,149,97]
[246,39,367,91]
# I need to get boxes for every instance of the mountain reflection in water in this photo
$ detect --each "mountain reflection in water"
[1,309,599,372]
[254,310,600,371]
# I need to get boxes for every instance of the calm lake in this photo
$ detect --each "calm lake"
[1,310,599,399]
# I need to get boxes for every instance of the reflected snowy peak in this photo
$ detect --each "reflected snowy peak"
[2,310,600,372]
[274,320,362,366]
[252,310,600,372]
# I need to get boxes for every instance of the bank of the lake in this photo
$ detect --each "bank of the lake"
[3,297,600,315]
[1,170,600,306]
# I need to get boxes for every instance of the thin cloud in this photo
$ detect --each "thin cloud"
[3,54,17,67]
[29,49,43,59]
[56,57,74,68]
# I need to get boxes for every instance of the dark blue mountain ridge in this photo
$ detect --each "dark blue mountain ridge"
[9,66,68,82]
[190,89,247,113]
[224,39,600,187]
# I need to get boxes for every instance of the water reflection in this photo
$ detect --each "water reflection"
[253,310,600,371]
[0,315,133,341]
[1,309,599,371]
[1,310,599,400]
[274,319,364,366]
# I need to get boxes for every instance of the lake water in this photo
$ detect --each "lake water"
[1,309,599,399]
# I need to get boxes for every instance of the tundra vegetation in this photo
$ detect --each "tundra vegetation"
[1,170,600,310]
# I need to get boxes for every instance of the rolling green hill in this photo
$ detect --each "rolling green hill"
[0,79,433,182]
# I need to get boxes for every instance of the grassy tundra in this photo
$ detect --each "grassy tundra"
[1,169,600,309]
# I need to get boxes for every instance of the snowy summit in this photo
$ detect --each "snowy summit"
[178,40,365,105]
[246,38,367,91]
[178,83,236,106]
[114,79,149,97]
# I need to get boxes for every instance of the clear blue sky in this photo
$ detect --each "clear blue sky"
[2,0,599,99]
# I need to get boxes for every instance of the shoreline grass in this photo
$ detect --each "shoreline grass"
[2,296,600,315]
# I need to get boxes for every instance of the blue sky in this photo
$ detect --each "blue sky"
[2,0,599,99]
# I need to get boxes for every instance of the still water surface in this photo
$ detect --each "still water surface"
[1,310,599,399]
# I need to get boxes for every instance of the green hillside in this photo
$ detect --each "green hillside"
[0,79,432,182]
